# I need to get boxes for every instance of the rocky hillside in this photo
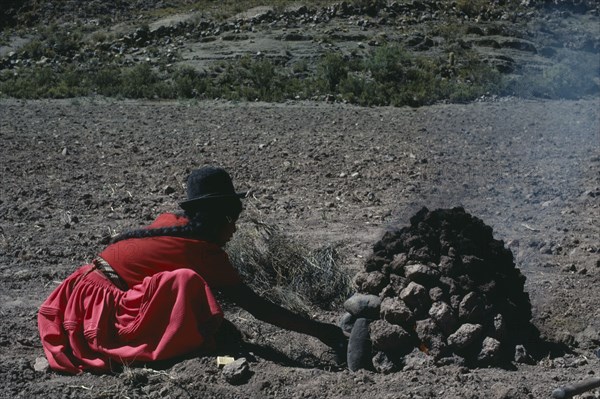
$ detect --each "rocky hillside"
[0,0,598,103]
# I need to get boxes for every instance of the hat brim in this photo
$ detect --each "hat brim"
[179,191,248,209]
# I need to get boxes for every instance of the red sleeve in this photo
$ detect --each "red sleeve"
[185,244,242,288]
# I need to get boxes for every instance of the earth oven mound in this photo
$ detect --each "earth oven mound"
[342,207,536,371]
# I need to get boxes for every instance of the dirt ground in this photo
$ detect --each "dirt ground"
[0,97,598,398]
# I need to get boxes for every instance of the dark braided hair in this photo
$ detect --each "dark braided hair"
[111,197,242,244]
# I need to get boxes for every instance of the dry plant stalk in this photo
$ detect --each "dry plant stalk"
[226,218,352,314]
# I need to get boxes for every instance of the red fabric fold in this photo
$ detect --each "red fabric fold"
[38,265,223,374]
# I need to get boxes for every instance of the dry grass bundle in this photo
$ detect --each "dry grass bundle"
[226,219,352,315]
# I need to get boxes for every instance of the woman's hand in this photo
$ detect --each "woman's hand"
[316,323,348,363]
[222,283,348,362]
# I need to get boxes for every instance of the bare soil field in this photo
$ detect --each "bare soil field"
[0,97,598,398]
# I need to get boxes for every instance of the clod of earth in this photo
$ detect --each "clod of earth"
[222,357,251,385]
[343,207,536,371]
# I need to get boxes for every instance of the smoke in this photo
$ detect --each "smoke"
[386,100,599,273]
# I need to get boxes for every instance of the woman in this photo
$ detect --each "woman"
[38,166,346,374]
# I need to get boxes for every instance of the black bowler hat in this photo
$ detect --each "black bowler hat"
[180,166,246,212]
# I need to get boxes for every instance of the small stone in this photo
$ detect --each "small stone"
[440,277,459,295]
[491,314,507,341]
[414,318,447,359]
[447,323,483,351]
[380,297,413,326]
[33,357,49,372]
[353,271,388,295]
[491,382,519,399]
[402,348,435,370]
[364,255,387,272]
[222,357,251,384]
[372,351,397,373]
[478,337,502,365]
[61,147,68,156]
[514,345,534,364]
[429,301,458,335]
[404,263,439,284]
[369,319,413,352]
[344,294,381,319]
[163,185,176,195]
[429,287,445,302]
[435,354,466,367]
[381,274,407,297]
[399,281,429,314]
[387,253,408,274]
[459,292,484,323]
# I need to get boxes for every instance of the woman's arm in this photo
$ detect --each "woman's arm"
[220,283,346,350]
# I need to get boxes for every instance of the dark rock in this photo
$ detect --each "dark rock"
[404,263,440,285]
[498,38,537,53]
[478,337,502,365]
[514,345,534,364]
[354,271,388,294]
[490,313,507,341]
[344,294,382,319]
[339,312,356,336]
[379,274,404,298]
[403,347,435,370]
[369,319,413,352]
[435,354,466,367]
[459,292,485,323]
[429,287,445,302]
[466,25,485,35]
[222,357,251,385]
[429,301,458,335]
[414,318,447,359]
[440,276,460,295]
[447,323,483,351]
[372,351,397,373]
[348,318,372,371]
[380,296,413,325]
[386,253,408,274]
[438,255,456,274]
[399,281,429,313]
[364,255,387,272]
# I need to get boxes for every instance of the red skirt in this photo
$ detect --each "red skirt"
[38,265,223,374]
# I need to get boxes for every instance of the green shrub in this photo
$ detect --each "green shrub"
[0,65,91,98]
[316,52,349,92]
[172,66,209,98]
[20,39,46,59]
[455,0,489,17]
[330,44,502,107]
[367,44,409,84]
[118,63,174,99]
[1,40,594,105]
[90,66,123,96]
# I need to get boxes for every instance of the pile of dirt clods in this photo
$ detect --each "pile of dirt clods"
[341,207,537,372]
